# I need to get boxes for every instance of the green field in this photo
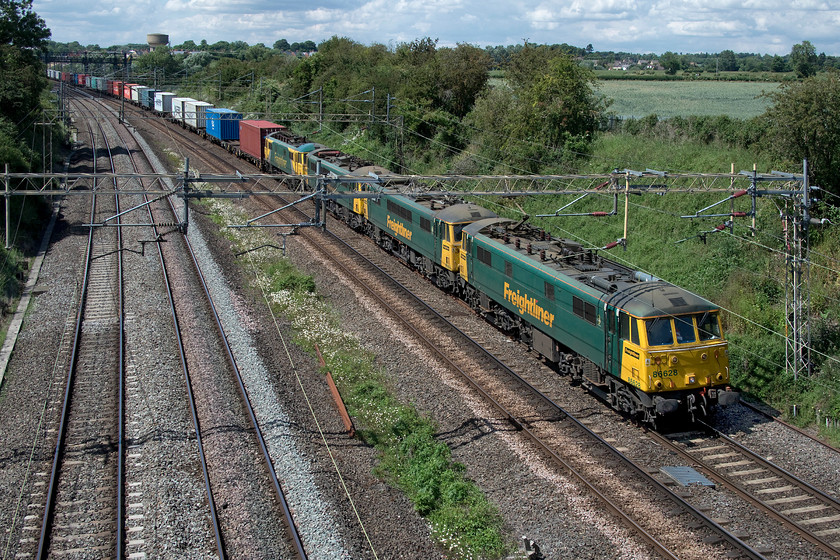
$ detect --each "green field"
[598,80,780,119]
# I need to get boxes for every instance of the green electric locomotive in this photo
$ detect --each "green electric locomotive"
[459,218,738,424]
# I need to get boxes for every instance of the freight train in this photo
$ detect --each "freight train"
[48,69,739,426]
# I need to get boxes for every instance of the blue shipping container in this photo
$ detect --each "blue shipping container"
[141,89,157,108]
[205,108,243,141]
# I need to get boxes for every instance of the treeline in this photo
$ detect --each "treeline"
[50,37,840,79]
[46,38,318,56]
[0,0,54,295]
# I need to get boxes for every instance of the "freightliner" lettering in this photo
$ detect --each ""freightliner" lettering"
[387,215,412,241]
[503,282,555,327]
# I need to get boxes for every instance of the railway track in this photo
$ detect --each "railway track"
[26,87,309,559]
[101,93,308,558]
[36,94,125,559]
[651,423,840,557]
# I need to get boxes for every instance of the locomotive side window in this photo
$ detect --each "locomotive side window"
[420,217,431,232]
[504,261,512,277]
[698,312,722,341]
[386,200,412,222]
[545,281,555,301]
[619,312,640,344]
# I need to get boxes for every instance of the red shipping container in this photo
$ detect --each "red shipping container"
[123,83,138,99]
[76,74,86,85]
[112,81,123,96]
[239,120,286,162]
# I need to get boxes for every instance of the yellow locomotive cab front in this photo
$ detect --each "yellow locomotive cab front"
[641,312,729,393]
[620,312,730,392]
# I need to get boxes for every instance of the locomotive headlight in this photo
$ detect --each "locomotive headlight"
[701,352,708,361]
[654,356,662,365]
[654,380,663,390]
[688,376,696,384]
[671,356,679,365]
[716,372,724,381]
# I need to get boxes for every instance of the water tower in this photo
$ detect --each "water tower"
[147,33,169,51]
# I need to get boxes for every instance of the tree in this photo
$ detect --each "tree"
[505,43,553,89]
[790,41,818,78]
[0,0,49,51]
[763,72,840,195]
[469,52,608,171]
[0,0,49,125]
[524,55,607,149]
[274,39,290,51]
[660,51,682,75]
[434,43,490,118]
[718,49,737,71]
[131,46,181,77]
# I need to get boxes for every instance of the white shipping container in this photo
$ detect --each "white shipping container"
[184,101,213,129]
[171,97,196,121]
[154,92,175,113]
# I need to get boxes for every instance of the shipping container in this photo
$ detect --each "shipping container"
[205,108,243,141]
[140,88,157,108]
[76,74,86,86]
[85,76,92,88]
[239,120,286,163]
[154,92,175,113]
[171,97,196,122]
[123,83,138,99]
[112,81,123,97]
[184,101,213,129]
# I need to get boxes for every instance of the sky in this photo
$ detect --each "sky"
[31,0,840,57]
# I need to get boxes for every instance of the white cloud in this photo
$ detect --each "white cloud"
[31,0,840,55]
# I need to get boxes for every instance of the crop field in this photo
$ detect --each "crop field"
[598,80,780,119]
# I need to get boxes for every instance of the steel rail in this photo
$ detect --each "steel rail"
[121,107,308,558]
[174,207,308,559]
[109,104,228,559]
[116,102,306,557]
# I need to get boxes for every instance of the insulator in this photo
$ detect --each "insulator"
[527,243,532,254]
[515,238,520,249]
